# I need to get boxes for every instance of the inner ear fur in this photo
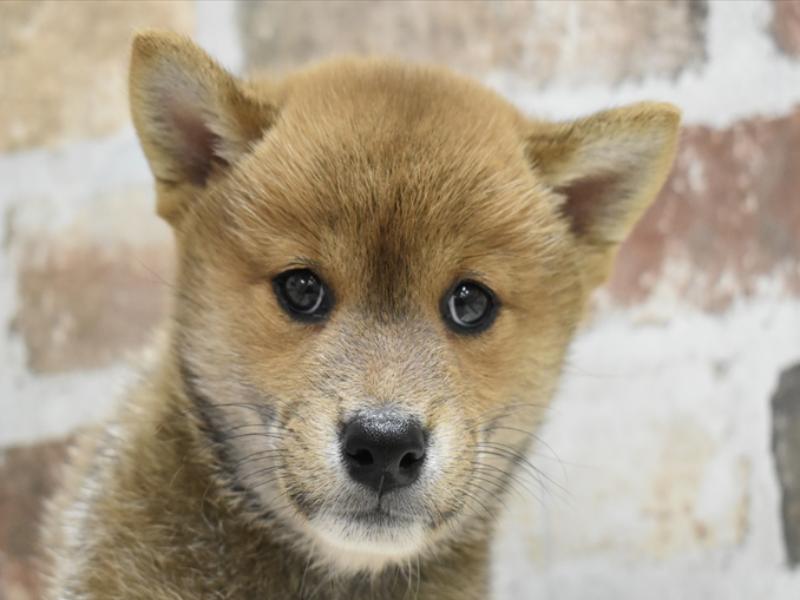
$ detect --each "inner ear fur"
[129,31,276,221]
[525,102,681,288]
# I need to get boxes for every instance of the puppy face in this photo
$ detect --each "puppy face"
[130,33,679,572]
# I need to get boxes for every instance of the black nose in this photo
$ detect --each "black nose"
[341,410,426,494]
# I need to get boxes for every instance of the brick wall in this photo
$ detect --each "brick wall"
[1,1,798,599]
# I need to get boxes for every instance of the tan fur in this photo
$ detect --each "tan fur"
[43,31,680,599]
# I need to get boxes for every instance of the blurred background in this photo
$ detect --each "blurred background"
[0,1,799,599]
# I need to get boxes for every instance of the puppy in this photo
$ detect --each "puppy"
[43,31,679,599]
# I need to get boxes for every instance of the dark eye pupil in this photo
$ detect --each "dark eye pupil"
[444,281,495,333]
[274,269,330,321]
[450,284,488,324]
[285,272,323,312]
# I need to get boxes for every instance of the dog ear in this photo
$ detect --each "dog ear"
[525,102,680,289]
[130,31,276,221]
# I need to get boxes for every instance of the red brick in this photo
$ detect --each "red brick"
[13,240,174,373]
[239,0,707,86]
[0,439,72,600]
[608,107,800,310]
[0,1,193,151]
[772,0,800,57]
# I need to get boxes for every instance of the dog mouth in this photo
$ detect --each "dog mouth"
[289,488,421,525]
[288,487,458,537]
[332,506,418,527]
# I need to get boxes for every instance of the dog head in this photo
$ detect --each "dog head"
[130,32,679,572]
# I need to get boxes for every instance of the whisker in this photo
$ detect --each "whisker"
[239,464,286,481]
[225,432,288,442]
[471,463,537,502]
[473,446,569,504]
[475,463,548,508]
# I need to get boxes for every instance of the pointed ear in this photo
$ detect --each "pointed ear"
[525,102,681,288]
[129,31,276,220]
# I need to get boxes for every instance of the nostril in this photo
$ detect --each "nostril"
[398,450,424,471]
[340,410,427,492]
[348,448,374,466]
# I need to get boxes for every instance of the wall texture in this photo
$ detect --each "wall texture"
[0,1,798,599]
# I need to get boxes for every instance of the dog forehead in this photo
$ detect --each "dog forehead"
[240,132,540,272]
[253,68,536,229]
[267,58,527,178]
[216,61,555,288]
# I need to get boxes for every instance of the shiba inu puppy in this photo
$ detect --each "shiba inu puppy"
[43,31,679,599]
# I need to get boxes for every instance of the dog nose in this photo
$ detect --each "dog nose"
[341,410,426,493]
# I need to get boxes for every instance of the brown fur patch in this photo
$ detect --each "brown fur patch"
[43,31,679,599]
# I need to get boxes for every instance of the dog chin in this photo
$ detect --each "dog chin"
[305,512,426,572]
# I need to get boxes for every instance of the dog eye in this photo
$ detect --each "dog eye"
[442,280,497,334]
[272,269,332,322]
